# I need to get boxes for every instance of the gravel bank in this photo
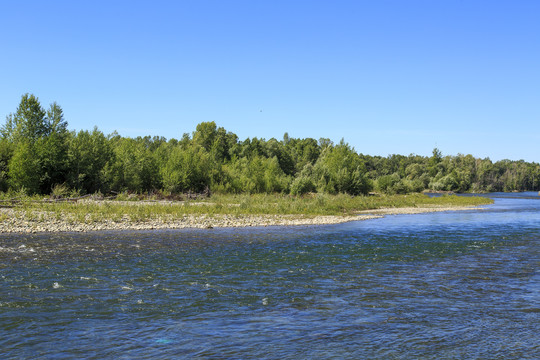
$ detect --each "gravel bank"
[0,205,482,234]
[357,205,484,215]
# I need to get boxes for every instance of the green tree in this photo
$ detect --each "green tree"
[8,140,41,193]
[221,155,290,194]
[160,145,211,193]
[67,127,112,193]
[2,93,48,143]
[312,141,372,195]
[104,137,160,192]
[0,138,13,192]
[36,103,69,193]
[290,163,316,195]
[193,121,218,152]
[428,147,443,177]
[285,137,320,173]
[2,95,70,193]
[265,138,295,176]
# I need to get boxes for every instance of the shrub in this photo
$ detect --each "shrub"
[290,176,316,195]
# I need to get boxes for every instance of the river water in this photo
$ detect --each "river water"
[1,193,539,359]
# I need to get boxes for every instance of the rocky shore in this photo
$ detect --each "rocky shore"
[356,205,482,216]
[0,204,482,234]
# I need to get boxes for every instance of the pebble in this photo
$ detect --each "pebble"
[0,205,478,234]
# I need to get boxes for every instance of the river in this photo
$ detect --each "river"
[1,193,539,359]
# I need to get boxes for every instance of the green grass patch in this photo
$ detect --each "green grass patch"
[11,193,493,223]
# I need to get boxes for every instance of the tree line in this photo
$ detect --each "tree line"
[1,94,539,196]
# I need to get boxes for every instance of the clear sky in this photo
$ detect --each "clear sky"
[1,0,539,162]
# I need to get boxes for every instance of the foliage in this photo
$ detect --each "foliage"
[18,193,494,223]
[290,164,316,195]
[312,141,372,195]
[67,127,112,193]
[0,138,12,192]
[8,140,41,194]
[2,93,540,197]
[160,144,211,193]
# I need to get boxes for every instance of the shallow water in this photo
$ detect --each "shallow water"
[1,193,539,359]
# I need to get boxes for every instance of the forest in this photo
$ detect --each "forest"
[1,94,539,197]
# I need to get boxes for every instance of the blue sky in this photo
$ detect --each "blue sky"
[1,0,539,162]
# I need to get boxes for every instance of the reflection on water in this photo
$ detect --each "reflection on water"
[1,193,539,359]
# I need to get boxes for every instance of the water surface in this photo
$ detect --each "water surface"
[1,193,539,358]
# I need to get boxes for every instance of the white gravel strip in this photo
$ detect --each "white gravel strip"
[0,205,482,234]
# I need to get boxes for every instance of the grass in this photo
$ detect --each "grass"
[8,193,493,224]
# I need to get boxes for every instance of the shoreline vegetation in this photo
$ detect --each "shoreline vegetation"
[2,94,540,202]
[0,93,531,234]
[0,193,492,233]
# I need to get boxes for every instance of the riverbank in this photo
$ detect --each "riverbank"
[0,200,486,233]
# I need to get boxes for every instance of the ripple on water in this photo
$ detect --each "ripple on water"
[0,196,539,358]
